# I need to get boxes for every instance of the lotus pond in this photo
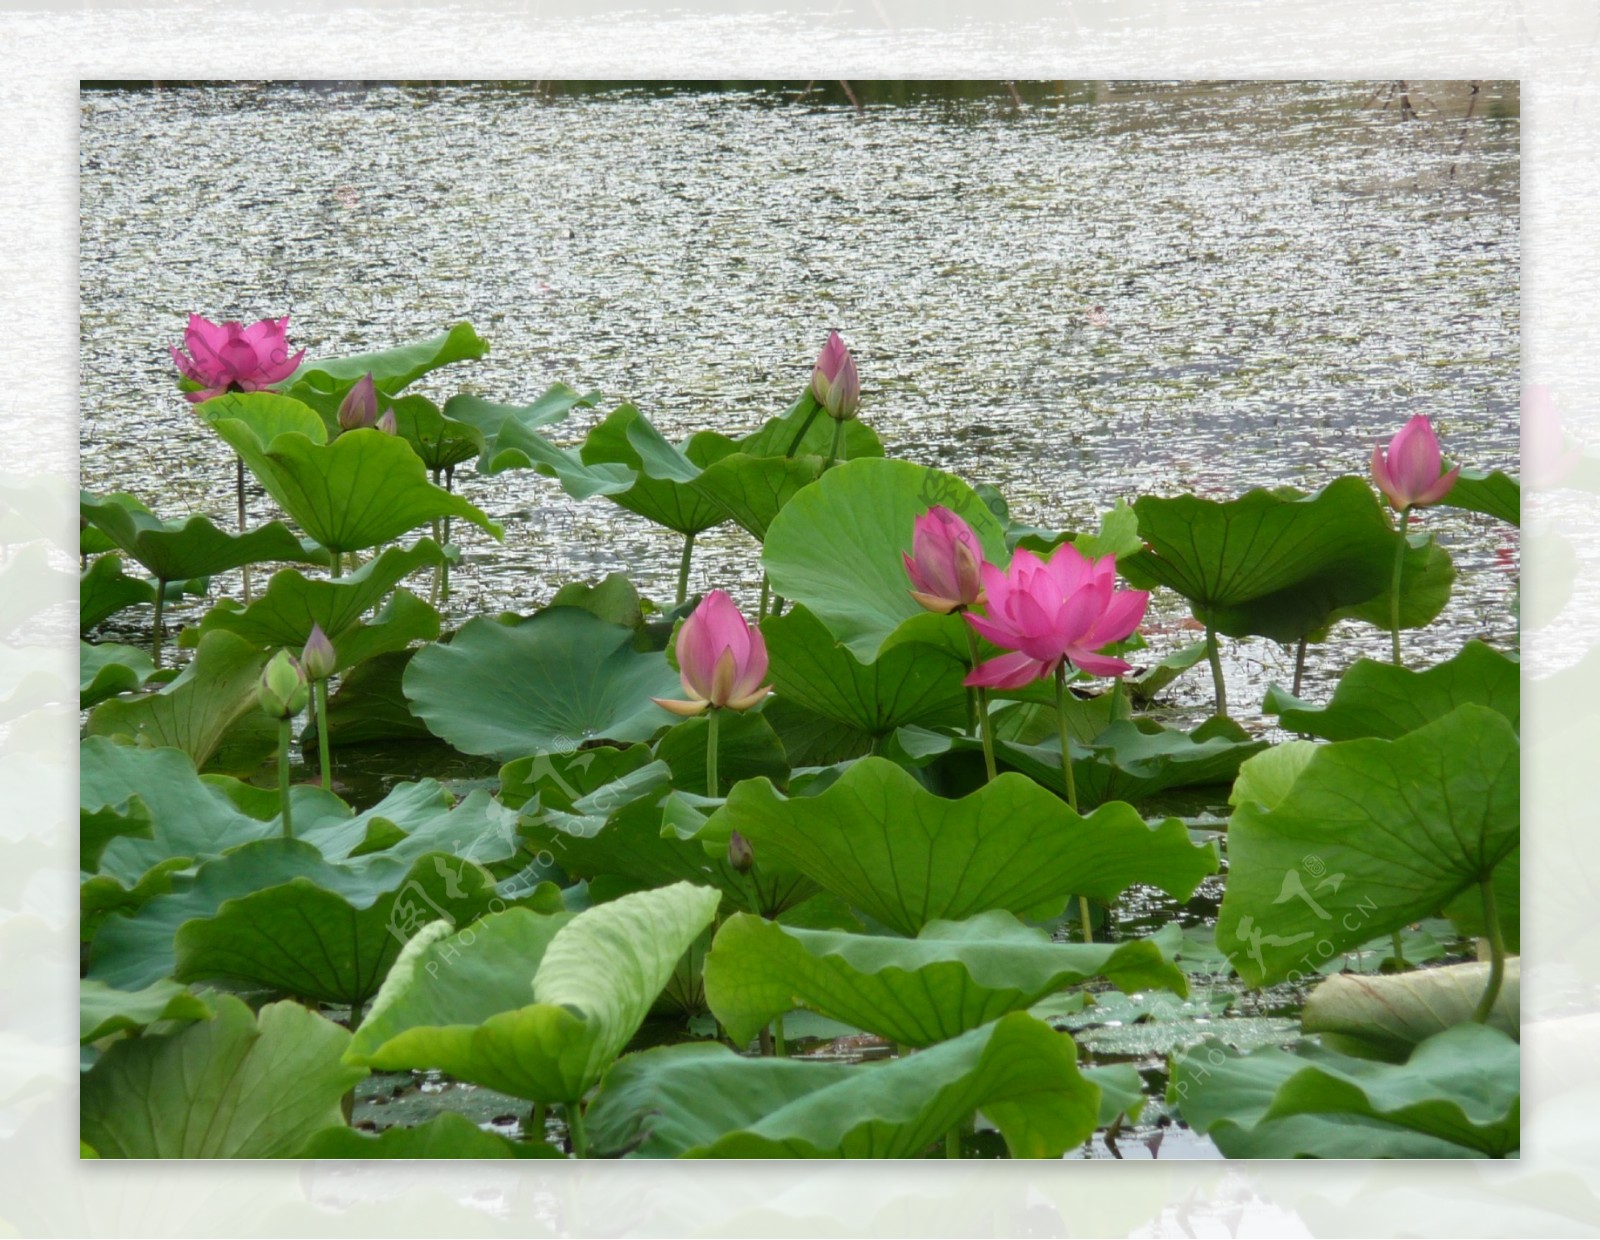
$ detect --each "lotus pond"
[78,81,1520,1160]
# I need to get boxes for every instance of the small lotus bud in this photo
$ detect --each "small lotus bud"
[376,408,398,435]
[727,830,755,874]
[811,331,860,422]
[258,649,310,719]
[300,623,337,681]
[337,373,379,431]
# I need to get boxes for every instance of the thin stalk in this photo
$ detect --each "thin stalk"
[314,678,333,792]
[676,532,695,606]
[429,515,442,607]
[1109,675,1128,722]
[1390,506,1412,666]
[526,1102,547,1141]
[330,549,343,579]
[945,1128,961,1159]
[962,622,998,782]
[566,1102,587,1158]
[823,417,845,470]
[1390,930,1408,969]
[705,707,720,798]
[1205,625,1227,718]
[1471,875,1507,1023]
[759,575,770,620]
[1293,638,1308,697]
[151,579,167,667]
[237,456,252,604]
[771,593,785,617]
[277,718,295,839]
[773,1012,787,1058]
[347,998,364,1031]
[1054,665,1092,946]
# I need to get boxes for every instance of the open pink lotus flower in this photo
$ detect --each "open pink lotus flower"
[1371,414,1458,510]
[652,590,772,717]
[903,506,987,613]
[811,330,861,421]
[171,313,305,403]
[963,543,1149,688]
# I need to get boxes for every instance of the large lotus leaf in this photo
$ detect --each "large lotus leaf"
[585,1011,1098,1159]
[80,977,213,1043]
[654,709,790,796]
[80,555,156,632]
[550,572,646,631]
[736,389,885,462]
[1123,478,1400,642]
[691,453,825,541]
[709,757,1218,936]
[79,490,324,583]
[762,604,970,738]
[284,322,489,402]
[659,791,822,918]
[704,909,1186,1047]
[1171,1024,1519,1158]
[1320,531,1455,635]
[763,458,1011,661]
[81,797,155,872]
[347,883,721,1104]
[80,995,367,1158]
[760,694,875,768]
[443,386,603,474]
[1264,640,1520,742]
[1216,706,1519,987]
[403,608,680,759]
[381,394,484,473]
[85,630,271,774]
[1302,959,1519,1061]
[499,742,655,812]
[579,404,736,535]
[321,649,433,745]
[299,1113,563,1158]
[1441,466,1519,526]
[80,642,155,708]
[186,540,447,665]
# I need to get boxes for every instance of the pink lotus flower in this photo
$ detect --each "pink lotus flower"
[170,314,305,404]
[903,506,987,613]
[963,543,1149,687]
[1370,415,1458,510]
[1523,384,1582,491]
[651,590,772,717]
[811,330,861,421]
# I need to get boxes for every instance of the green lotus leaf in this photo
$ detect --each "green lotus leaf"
[1441,466,1519,526]
[704,909,1186,1047]
[580,404,735,535]
[1123,478,1401,642]
[383,393,484,473]
[1264,640,1520,741]
[759,694,874,768]
[654,708,790,796]
[549,572,645,631]
[346,883,721,1104]
[763,457,1010,661]
[80,641,155,708]
[200,393,501,554]
[80,995,367,1158]
[709,757,1218,936]
[736,388,885,461]
[80,977,212,1044]
[186,540,448,669]
[1171,1024,1519,1158]
[320,649,433,745]
[284,322,490,404]
[1301,959,1519,1061]
[691,452,825,540]
[79,555,156,632]
[81,796,155,872]
[403,608,680,759]
[978,486,1144,560]
[85,630,272,774]
[499,742,655,812]
[585,1011,1098,1158]
[79,490,325,584]
[1216,705,1520,987]
[1320,531,1455,635]
[762,604,970,738]
[443,385,604,475]
[298,1112,563,1158]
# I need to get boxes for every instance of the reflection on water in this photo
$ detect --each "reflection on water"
[79,80,1520,720]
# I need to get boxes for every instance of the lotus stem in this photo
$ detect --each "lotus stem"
[676,533,695,606]
[330,549,343,579]
[1471,875,1507,1023]
[1293,638,1308,697]
[1390,507,1412,666]
[430,516,442,607]
[771,593,785,617]
[526,1102,547,1141]
[347,998,364,1031]
[277,718,294,839]
[962,622,998,782]
[236,455,251,604]
[565,1101,587,1158]
[1109,675,1128,722]
[773,1012,787,1058]
[824,418,845,470]
[1390,930,1408,969]
[151,578,167,667]
[705,706,720,798]
[314,678,332,792]
[1054,664,1092,946]
[945,1128,961,1159]
[759,575,770,620]
[1205,625,1227,718]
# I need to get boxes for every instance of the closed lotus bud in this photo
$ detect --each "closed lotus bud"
[727,830,754,874]
[258,648,310,719]
[376,408,398,435]
[811,330,861,421]
[300,623,337,681]
[338,373,379,431]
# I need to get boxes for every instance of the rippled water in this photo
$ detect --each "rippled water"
[79,80,1520,717]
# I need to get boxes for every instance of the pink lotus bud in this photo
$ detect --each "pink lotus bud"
[375,408,398,435]
[727,830,755,873]
[903,506,987,614]
[811,330,860,421]
[1370,415,1459,511]
[651,590,772,716]
[337,373,379,431]
[300,623,337,681]
[171,313,305,404]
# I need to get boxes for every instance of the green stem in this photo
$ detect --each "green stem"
[237,456,252,604]
[676,533,695,606]
[782,396,821,456]
[945,1128,961,1159]
[566,1102,587,1158]
[1109,675,1128,722]
[1390,929,1408,969]
[330,548,343,579]
[705,707,720,798]
[152,579,167,667]
[315,678,332,792]
[1471,876,1507,1023]
[962,622,998,782]
[1054,665,1091,944]
[277,718,295,839]
[773,1012,786,1058]
[1293,638,1308,697]
[759,575,770,620]
[1390,506,1412,666]
[824,417,845,470]
[430,515,442,607]
[1205,625,1227,718]
[347,998,365,1031]
[527,1102,547,1141]
[771,594,785,617]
